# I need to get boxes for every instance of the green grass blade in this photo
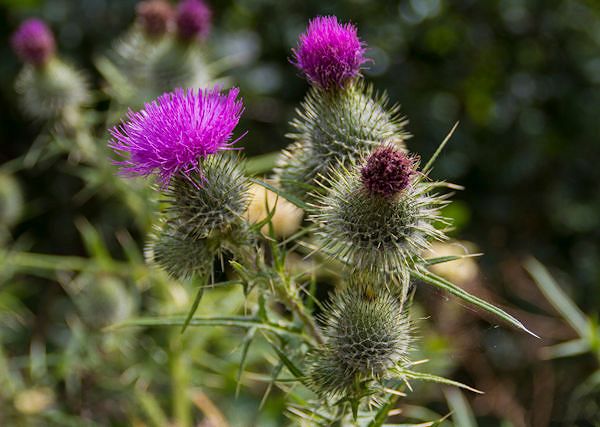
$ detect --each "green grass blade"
[249,177,309,210]
[524,257,589,339]
[246,152,280,175]
[269,343,306,382]
[422,122,459,174]
[412,267,539,338]
[180,283,206,334]
[423,253,482,266]
[444,388,477,427]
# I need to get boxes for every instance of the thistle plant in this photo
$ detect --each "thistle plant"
[12,19,89,124]
[103,14,537,426]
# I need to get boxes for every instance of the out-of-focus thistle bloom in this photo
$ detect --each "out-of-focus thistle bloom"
[361,146,416,198]
[310,147,449,280]
[11,18,55,67]
[275,83,408,200]
[291,16,367,90]
[176,0,212,41]
[162,153,251,239]
[136,0,174,37]
[109,86,244,185]
[245,182,304,238]
[307,282,411,399]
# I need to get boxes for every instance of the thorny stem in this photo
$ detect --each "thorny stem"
[273,272,325,346]
[236,240,325,345]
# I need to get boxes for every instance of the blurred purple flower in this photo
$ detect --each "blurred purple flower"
[176,0,212,40]
[109,86,244,185]
[136,0,174,37]
[11,18,55,66]
[291,16,367,90]
[360,146,416,197]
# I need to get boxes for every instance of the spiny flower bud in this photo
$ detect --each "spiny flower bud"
[307,283,411,398]
[109,86,244,186]
[146,220,215,280]
[136,0,174,37]
[310,156,448,277]
[11,19,55,67]
[15,59,89,121]
[176,0,212,41]
[275,83,408,200]
[162,153,251,240]
[292,16,367,90]
[361,146,416,198]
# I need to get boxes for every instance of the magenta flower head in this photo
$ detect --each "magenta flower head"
[360,146,416,197]
[175,0,212,40]
[136,0,174,37]
[291,16,367,90]
[109,86,244,185]
[11,18,56,66]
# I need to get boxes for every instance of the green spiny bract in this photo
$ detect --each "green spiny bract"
[15,58,89,122]
[309,157,449,279]
[162,153,251,240]
[307,282,411,400]
[145,219,216,280]
[274,82,409,200]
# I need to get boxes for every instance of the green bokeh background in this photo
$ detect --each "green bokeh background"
[1,0,599,426]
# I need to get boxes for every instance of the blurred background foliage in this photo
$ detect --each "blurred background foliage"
[0,0,599,426]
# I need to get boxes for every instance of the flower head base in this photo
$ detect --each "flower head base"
[109,86,244,185]
[136,0,174,37]
[291,16,367,90]
[361,146,416,198]
[11,19,55,66]
[176,0,212,41]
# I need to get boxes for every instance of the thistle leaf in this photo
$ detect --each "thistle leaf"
[180,281,206,333]
[411,267,539,338]
[397,368,483,394]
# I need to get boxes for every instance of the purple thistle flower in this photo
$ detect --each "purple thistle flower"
[109,86,244,185]
[291,16,367,90]
[11,18,55,66]
[136,0,174,37]
[175,0,212,41]
[360,146,416,197]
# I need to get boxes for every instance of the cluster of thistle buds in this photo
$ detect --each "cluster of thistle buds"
[6,6,531,420]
